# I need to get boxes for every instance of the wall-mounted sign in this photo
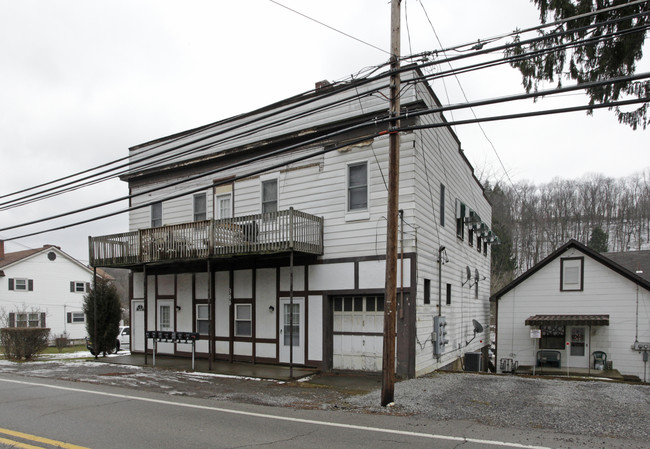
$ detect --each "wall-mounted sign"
[530,329,541,339]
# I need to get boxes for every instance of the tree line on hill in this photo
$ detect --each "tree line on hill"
[486,168,650,293]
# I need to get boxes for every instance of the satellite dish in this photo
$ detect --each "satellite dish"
[466,266,471,280]
[472,319,484,334]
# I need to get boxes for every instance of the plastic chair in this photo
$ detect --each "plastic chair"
[593,351,607,370]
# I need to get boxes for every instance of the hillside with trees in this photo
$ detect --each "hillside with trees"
[486,168,650,292]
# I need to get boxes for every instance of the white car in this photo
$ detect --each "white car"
[115,325,130,352]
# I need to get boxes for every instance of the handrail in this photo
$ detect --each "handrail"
[89,209,323,267]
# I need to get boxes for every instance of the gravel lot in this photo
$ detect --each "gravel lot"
[1,354,648,444]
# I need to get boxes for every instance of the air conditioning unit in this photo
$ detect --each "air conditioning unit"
[464,352,482,372]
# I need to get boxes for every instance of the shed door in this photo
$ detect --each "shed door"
[332,295,384,371]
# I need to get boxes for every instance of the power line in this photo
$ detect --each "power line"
[268,0,390,56]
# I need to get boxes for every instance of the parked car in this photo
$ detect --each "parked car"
[86,325,130,355]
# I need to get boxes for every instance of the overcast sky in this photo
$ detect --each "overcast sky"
[1,0,648,262]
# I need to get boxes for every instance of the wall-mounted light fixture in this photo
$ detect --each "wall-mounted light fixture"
[269,305,275,313]
[175,305,181,312]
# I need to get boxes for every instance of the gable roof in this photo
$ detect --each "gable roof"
[602,250,650,282]
[490,239,650,301]
[0,244,110,279]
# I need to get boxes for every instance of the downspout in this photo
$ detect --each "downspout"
[143,264,148,365]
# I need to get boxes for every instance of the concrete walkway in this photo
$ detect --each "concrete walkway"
[514,365,625,380]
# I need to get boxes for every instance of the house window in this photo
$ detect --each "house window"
[446,283,452,305]
[423,279,431,305]
[70,281,88,293]
[8,278,33,292]
[560,257,584,291]
[159,304,171,331]
[439,184,445,227]
[216,193,232,219]
[455,200,466,240]
[468,211,475,247]
[235,304,252,337]
[262,179,278,214]
[151,202,163,228]
[193,193,207,221]
[483,240,488,255]
[67,312,85,323]
[540,325,565,349]
[196,304,210,335]
[348,162,368,211]
[477,235,482,253]
[16,313,43,328]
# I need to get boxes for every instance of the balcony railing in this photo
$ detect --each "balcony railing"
[89,208,323,268]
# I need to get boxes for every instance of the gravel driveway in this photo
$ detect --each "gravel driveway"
[1,355,648,444]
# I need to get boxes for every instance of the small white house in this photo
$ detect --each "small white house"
[0,241,101,341]
[492,239,650,381]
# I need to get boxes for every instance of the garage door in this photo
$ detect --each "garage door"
[333,295,384,371]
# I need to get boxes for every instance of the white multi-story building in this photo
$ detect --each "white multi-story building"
[89,67,493,377]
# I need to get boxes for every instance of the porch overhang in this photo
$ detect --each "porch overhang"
[524,314,610,326]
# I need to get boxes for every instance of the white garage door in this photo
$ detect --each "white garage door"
[333,295,384,371]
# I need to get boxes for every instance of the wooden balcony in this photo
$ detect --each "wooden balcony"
[89,208,323,268]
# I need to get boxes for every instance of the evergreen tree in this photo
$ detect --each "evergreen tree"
[83,277,121,357]
[588,226,609,252]
[485,183,517,293]
[508,0,650,129]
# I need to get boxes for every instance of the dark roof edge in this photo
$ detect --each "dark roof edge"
[490,239,650,301]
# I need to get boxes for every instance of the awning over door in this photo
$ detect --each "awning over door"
[525,314,610,326]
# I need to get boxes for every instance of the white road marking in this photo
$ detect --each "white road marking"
[0,377,553,449]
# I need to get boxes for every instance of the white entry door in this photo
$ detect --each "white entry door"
[279,298,304,364]
[567,326,588,368]
[131,300,145,352]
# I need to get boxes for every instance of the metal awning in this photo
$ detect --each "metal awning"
[525,314,610,326]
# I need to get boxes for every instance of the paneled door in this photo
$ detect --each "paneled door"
[279,298,304,365]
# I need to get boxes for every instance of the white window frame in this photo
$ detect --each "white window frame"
[151,202,163,228]
[73,281,86,293]
[234,303,252,337]
[455,199,466,240]
[196,304,210,335]
[159,304,172,331]
[347,161,368,212]
[261,178,278,215]
[193,193,207,221]
[216,193,232,219]
[14,279,28,291]
[71,311,85,323]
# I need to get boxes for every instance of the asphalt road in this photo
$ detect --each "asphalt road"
[0,373,645,449]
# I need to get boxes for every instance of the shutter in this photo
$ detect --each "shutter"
[67,312,72,324]
[8,278,14,290]
[40,312,46,328]
[70,282,75,292]
[8,313,15,327]
[28,280,33,291]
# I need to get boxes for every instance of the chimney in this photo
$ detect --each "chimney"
[0,240,4,259]
[315,80,331,90]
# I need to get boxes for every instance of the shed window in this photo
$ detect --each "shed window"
[560,258,584,291]
[540,325,565,350]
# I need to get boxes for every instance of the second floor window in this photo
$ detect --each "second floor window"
[216,193,232,219]
[151,202,162,228]
[262,179,278,214]
[8,278,33,291]
[455,199,466,240]
[439,184,446,227]
[194,193,207,221]
[348,162,368,211]
[70,281,89,293]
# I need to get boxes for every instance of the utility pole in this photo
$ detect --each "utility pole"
[381,0,401,407]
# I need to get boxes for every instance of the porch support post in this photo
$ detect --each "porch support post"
[143,265,148,365]
[289,249,294,380]
[208,260,214,371]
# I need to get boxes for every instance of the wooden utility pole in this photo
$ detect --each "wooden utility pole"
[381,0,401,407]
